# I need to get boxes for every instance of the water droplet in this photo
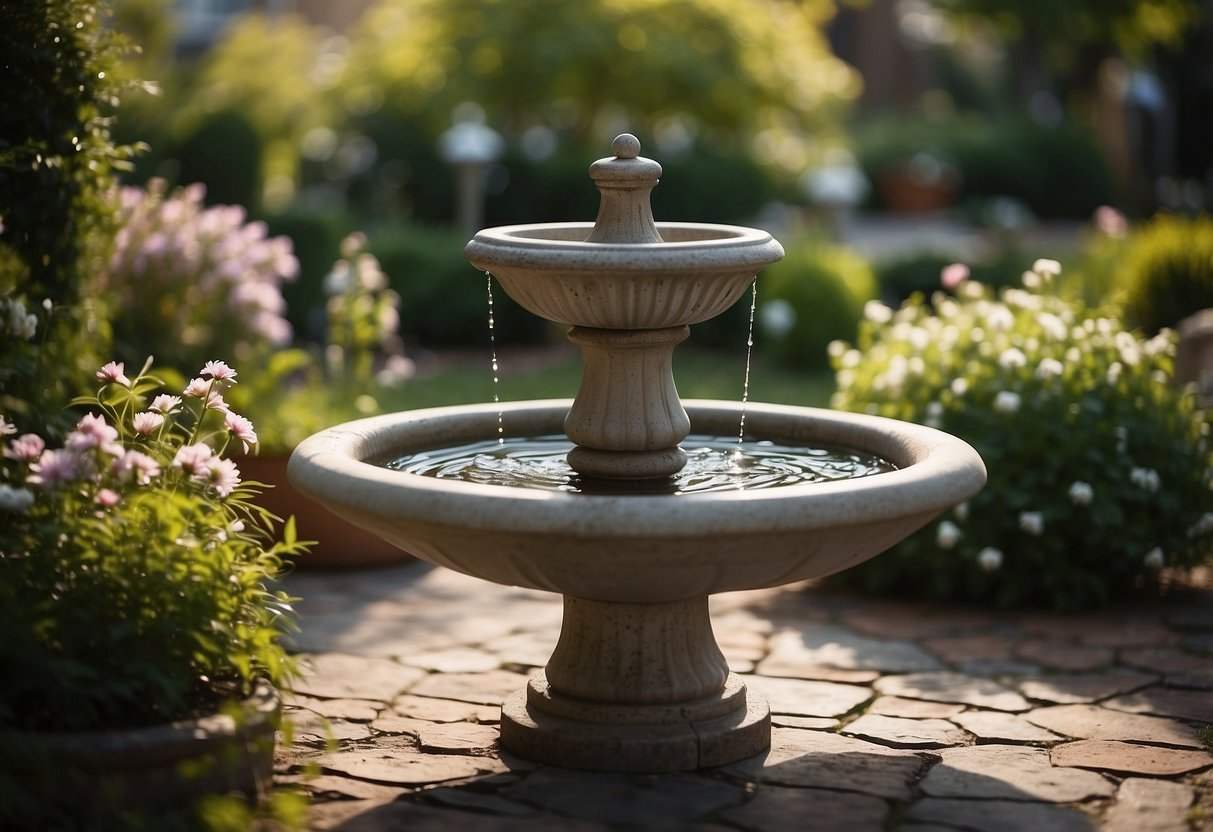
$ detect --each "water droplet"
[738,281,758,449]
[487,273,504,445]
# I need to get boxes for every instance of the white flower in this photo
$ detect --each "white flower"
[1032,258,1062,277]
[950,377,969,396]
[1188,512,1213,539]
[1143,547,1165,570]
[1035,358,1064,381]
[986,305,1014,331]
[0,483,34,512]
[994,390,1021,414]
[1106,362,1122,385]
[977,547,1004,572]
[1130,467,1160,493]
[1069,481,1094,506]
[936,520,962,550]
[954,501,969,522]
[998,348,1027,370]
[863,300,893,324]
[925,401,944,429]
[1018,511,1044,536]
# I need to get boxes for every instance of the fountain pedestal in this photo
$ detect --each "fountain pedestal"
[500,596,769,771]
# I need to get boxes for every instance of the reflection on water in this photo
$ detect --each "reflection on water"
[386,435,896,495]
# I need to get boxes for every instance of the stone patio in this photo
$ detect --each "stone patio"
[278,561,1213,831]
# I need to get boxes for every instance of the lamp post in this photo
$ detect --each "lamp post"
[438,103,504,236]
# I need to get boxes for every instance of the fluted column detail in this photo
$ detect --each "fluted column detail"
[564,325,690,479]
[544,596,729,705]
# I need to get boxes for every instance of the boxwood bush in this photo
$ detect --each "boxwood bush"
[829,261,1213,609]
[1117,213,1213,333]
[754,238,877,370]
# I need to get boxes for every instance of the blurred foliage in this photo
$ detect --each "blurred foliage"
[0,0,138,433]
[346,0,858,161]
[369,225,551,348]
[1117,213,1213,333]
[854,113,1114,219]
[0,0,136,303]
[756,237,878,369]
[931,0,1201,68]
[174,109,263,208]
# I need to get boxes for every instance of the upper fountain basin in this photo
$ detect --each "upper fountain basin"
[288,400,986,603]
[465,221,784,329]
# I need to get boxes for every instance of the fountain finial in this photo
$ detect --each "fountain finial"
[585,133,664,245]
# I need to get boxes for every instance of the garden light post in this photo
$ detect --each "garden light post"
[438,103,504,236]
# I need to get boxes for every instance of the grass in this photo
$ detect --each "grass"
[394,343,836,411]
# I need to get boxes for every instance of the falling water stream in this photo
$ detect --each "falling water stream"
[737,280,757,450]
[486,273,504,445]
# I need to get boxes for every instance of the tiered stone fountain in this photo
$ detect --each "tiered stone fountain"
[289,135,986,772]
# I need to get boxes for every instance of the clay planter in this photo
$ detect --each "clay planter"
[13,681,279,823]
[242,453,411,569]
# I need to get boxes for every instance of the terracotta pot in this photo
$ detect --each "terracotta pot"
[241,452,411,569]
[12,681,279,823]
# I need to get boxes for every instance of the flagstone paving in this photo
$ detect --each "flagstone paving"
[278,561,1213,831]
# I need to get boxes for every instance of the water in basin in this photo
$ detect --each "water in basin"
[386,434,896,495]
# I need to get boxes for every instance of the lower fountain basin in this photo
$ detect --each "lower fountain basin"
[288,399,986,601]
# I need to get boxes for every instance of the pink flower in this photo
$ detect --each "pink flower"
[183,378,228,412]
[28,449,82,488]
[96,361,131,387]
[183,377,212,399]
[1094,205,1128,239]
[200,457,241,497]
[200,360,238,382]
[94,488,121,507]
[149,394,182,413]
[0,415,17,436]
[941,263,970,290]
[66,414,122,456]
[111,450,161,485]
[224,411,258,453]
[172,443,213,476]
[132,411,164,435]
[4,433,45,463]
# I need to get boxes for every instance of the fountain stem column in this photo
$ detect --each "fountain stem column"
[500,594,769,772]
[565,325,691,479]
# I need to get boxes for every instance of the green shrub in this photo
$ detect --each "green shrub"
[370,225,551,348]
[262,207,353,339]
[854,115,1114,220]
[830,261,1213,610]
[1118,213,1213,333]
[175,109,263,210]
[755,239,877,369]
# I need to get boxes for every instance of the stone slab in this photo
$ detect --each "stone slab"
[410,669,533,706]
[417,722,501,755]
[746,675,872,718]
[770,715,840,730]
[1023,703,1203,747]
[921,634,1021,664]
[868,696,965,719]
[1103,686,1213,722]
[1102,777,1196,832]
[501,767,745,826]
[1018,671,1156,704]
[874,672,1030,712]
[904,798,1098,832]
[322,749,509,786]
[388,693,501,724]
[401,646,504,674]
[284,694,384,722]
[1013,641,1114,672]
[722,727,924,800]
[296,653,429,701]
[756,623,941,676]
[949,710,1064,744]
[1051,740,1213,776]
[919,744,1114,802]
[718,784,888,832]
[842,714,970,749]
